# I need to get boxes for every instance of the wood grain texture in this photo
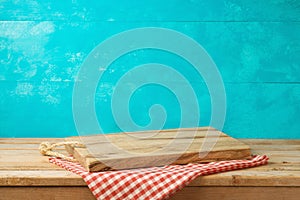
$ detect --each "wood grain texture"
[0,186,299,200]
[64,127,251,171]
[0,138,299,188]
[0,187,95,200]
[170,187,300,200]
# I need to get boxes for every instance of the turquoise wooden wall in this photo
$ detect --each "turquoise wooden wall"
[0,0,299,138]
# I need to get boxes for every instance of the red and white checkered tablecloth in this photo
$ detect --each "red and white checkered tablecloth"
[50,155,268,200]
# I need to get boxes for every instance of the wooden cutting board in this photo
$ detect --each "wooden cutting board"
[65,127,251,172]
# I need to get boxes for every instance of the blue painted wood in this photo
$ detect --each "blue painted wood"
[1,0,299,21]
[0,81,75,137]
[1,21,299,82]
[224,83,300,139]
[0,82,299,138]
[0,1,299,138]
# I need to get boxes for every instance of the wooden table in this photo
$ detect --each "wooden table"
[0,138,299,200]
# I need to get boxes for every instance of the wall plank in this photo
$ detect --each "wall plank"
[1,81,299,138]
[1,0,299,21]
[1,21,299,82]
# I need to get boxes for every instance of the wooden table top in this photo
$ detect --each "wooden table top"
[0,138,299,187]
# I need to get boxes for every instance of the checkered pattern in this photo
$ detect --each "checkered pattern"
[50,155,268,200]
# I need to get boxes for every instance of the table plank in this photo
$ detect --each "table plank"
[170,186,300,200]
[0,171,84,186]
[0,138,299,188]
[0,186,299,200]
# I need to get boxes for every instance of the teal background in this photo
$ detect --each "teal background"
[0,0,299,138]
